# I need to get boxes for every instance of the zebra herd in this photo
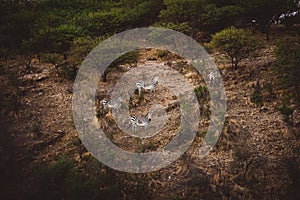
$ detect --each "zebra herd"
[100,76,159,134]
[99,70,217,134]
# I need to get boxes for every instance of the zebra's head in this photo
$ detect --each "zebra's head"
[152,76,159,86]
[146,111,154,122]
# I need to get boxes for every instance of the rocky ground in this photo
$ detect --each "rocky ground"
[0,47,299,199]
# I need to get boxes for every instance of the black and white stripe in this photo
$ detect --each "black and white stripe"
[135,80,145,96]
[130,111,153,133]
[101,97,122,112]
[135,76,159,96]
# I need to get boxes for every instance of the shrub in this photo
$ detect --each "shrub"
[154,22,192,34]
[194,85,208,99]
[274,36,300,102]
[68,36,104,66]
[102,50,139,82]
[250,81,263,105]
[277,103,293,125]
[40,53,63,65]
[159,0,205,26]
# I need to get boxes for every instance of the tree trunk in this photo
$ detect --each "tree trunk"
[37,54,41,63]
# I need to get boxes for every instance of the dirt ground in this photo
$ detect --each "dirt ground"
[1,47,300,199]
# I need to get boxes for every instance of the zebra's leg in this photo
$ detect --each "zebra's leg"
[150,86,154,96]
[131,121,137,132]
[103,104,108,111]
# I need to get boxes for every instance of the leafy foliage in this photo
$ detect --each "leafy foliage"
[160,0,205,27]
[209,27,262,68]
[194,85,208,99]
[154,22,192,34]
[68,36,104,66]
[0,0,162,59]
[274,36,300,101]
[201,2,244,31]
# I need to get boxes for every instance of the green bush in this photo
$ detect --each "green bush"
[194,85,208,99]
[69,36,104,65]
[102,50,139,82]
[250,81,263,104]
[251,90,263,104]
[40,53,63,65]
[154,22,192,34]
[209,27,262,69]
[274,36,300,102]
[277,103,293,124]
[159,0,205,27]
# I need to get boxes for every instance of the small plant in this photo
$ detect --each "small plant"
[250,90,263,104]
[128,96,134,109]
[140,142,156,152]
[264,82,275,100]
[176,61,185,68]
[60,63,77,80]
[194,85,208,99]
[7,71,21,113]
[154,49,170,59]
[197,130,207,137]
[0,64,4,74]
[70,137,82,146]
[32,122,42,138]
[250,81,262,104]
[278,103,293,125]
[40,53,63,65]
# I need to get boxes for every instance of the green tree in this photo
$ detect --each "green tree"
[0,2,35,59]
[238,0,298,39]
[201,3,243,31]
[68,36,104,66]
[154,22,192,34]
[209,27,262,69]
[159,0,206,27]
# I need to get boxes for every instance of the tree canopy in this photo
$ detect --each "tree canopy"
[0,0,299,61]
[209,27,262,68]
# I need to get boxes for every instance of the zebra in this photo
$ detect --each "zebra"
[207,71,217,84]
[130,111,153,133]
[135,80,145,96]
[207,71,222,84]
[135,76,159,96]
[101,97,122,113]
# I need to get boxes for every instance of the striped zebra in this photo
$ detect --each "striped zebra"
[101,97,122,113]
[135,80,145,96]
[130,111,153,133]
[135,76,159,96]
